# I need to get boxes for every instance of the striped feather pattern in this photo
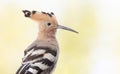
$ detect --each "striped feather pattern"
[16,46,57,74]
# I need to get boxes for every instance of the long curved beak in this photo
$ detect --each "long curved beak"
[58,25,78,33]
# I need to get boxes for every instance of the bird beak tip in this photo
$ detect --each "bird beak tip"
[75,31,79,34]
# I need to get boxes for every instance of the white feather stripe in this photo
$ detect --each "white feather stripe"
[31,49,46,56]
[27,68,38,74]
[18,64,28,74]
[23,58,42,64]
[43,53,55,62]
[23,49,34,62]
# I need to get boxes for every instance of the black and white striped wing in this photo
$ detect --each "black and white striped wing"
[16,46,57,74]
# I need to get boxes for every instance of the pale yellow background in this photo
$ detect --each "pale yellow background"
[0,0,120,74]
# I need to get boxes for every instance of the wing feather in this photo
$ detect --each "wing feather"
[16,46,57,74]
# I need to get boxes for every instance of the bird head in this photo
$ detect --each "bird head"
[22,10,78,34]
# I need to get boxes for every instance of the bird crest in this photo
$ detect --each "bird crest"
[22,10,78,33]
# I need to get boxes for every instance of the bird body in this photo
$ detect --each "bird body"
[16,39,59,74]
[16,10,78,74]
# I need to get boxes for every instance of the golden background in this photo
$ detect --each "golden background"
[0,0,120,74]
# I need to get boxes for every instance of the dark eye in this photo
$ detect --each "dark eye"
[47,23,51,26]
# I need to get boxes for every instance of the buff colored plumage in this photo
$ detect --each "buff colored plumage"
[16,10,78,74]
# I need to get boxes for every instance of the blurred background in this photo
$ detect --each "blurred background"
[0,0,120,74]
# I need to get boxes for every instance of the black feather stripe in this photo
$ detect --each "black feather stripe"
[16,63,30,74]
[23,54,44,62]
[31,66,43,74]
[33,58,54,66]
[41,58,54,66]
[24,46,36,55]
[41,11,47,14]
[45,49,57,56]
[20,64,30,74]
[35,46,57,56]
[25,71,33,74]
[41,11,53,17]
[47,13,52,17]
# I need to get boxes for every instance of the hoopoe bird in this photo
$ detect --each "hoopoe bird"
[16,10,78,74]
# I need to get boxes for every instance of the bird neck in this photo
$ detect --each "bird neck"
[37,30,56,41]
[36,30,59,51]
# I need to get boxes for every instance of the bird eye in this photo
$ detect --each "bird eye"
[47,23,51,26]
